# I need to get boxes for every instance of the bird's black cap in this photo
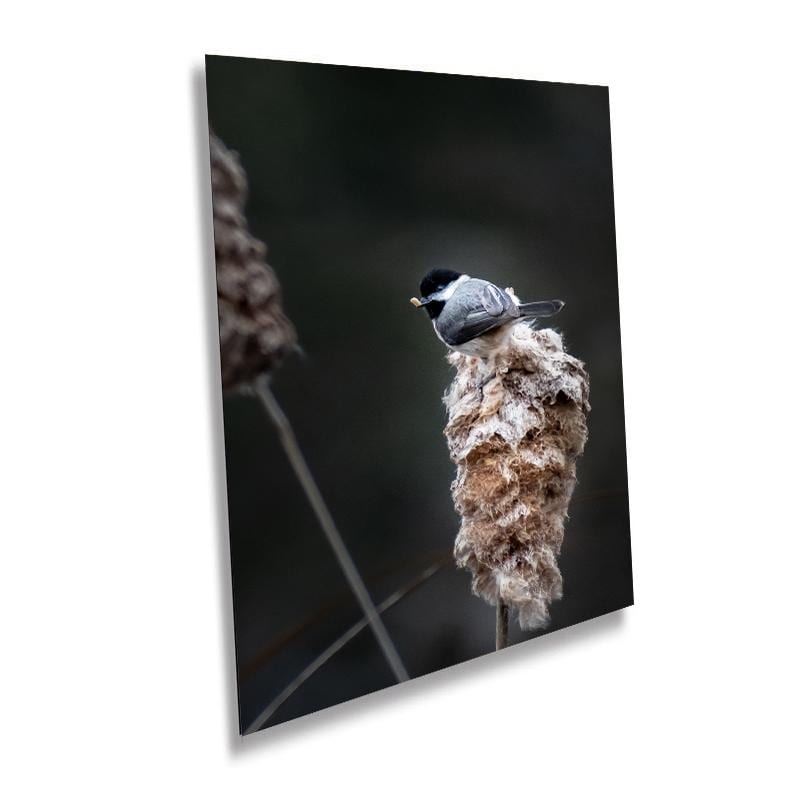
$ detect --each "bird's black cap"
[419,269,462,300]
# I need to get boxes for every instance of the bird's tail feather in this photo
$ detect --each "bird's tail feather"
[518,299,565,318]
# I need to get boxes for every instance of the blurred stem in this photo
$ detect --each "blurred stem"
[251,375,409,685]
[496,599,509,650]
[241,549,450,680]
[244,563,441,735]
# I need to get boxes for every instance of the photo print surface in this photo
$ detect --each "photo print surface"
[205,55,633,734]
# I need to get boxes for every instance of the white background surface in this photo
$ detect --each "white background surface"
[1,2,798,797]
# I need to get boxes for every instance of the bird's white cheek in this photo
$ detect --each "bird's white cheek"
[432,274,471,301]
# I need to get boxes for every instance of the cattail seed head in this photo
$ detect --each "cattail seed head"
[210,134,296,390]
[444,325,590,631]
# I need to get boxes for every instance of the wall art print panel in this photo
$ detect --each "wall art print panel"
[205,55,633,735]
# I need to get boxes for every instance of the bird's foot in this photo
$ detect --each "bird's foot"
[476,370,497,392]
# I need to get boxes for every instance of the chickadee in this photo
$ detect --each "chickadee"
[410,268,564,358]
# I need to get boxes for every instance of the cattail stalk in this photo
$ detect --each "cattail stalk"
[244,562,441,734]
[252,375,409,684]
[496,599,510,650]
[444,324,590,633]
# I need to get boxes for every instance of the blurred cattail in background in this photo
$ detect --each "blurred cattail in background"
[444,325,590,637]
[210,133,296,390]
[208,133,409,695]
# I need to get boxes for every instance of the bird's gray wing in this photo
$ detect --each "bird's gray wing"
[440,282,519,346]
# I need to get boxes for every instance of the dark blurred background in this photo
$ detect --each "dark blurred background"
[205,56,632,734]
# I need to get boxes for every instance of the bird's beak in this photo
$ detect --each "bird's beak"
[410,296,428,308]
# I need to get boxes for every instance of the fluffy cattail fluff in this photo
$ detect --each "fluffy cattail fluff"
[444,324,590,631]
[210,133,296,390]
